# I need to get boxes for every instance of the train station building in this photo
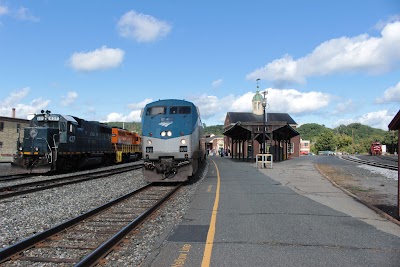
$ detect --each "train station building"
[223,90,300,162]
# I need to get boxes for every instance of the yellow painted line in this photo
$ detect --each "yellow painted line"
[207,185,213,192]
[201,159,220,267]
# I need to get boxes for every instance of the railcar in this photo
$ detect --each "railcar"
[12,110,141,173]
[112,127,142,163]
[141,99,206,182]
[370,141,382,156]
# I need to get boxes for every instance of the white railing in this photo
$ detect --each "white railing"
[255,154,273,169]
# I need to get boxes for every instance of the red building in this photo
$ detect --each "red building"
[223,91,300,162]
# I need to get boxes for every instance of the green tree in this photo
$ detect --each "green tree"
[314,130,337,152]
[297,123,327,142]
[337,134,352,152]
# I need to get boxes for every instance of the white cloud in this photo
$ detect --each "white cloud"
[189,88,331,125]
[333,110,396,130]
[375,81,400,103]
[105,110,142,122]
[247,21,400,84]
[105,99,153,122]
[0,87,30,107]
[117,10,171,42]
[333,99,355,114]
[212,79,223,88]
[14,6,39,22]
[61,91,78,107]
[375,15,400,31]
[127,98,153,110]
[68,46,125,71]
[0,87,50,119]
[104,89,331,126]
[266,88,331,114]
[0,5,9,15]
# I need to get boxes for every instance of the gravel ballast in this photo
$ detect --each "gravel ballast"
[0,161,208,266]
[0,163,147,249]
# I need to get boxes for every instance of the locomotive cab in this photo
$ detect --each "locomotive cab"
[12,111,78,172]
[141,99,206,182]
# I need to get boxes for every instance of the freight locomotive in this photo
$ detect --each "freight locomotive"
[12,110,141,173]
[141,99,206,182]
[369,141,382,156]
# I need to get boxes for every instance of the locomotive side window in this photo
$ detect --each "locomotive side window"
[179,106,191,114]
[146,106,166,115]
[170,106,191,114]
[60,122,67,132]
[69,123,75,133]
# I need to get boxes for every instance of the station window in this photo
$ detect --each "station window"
[287,143,294,154]
[17,123,20,133]
[0,122,3,132]
[0,141,3,148]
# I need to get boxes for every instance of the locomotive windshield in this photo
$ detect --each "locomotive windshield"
[146,106,166,115]
[31,115,60,128]
[170,106,191,114]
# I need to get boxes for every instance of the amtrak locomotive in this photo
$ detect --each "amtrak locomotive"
[141,99,206,182]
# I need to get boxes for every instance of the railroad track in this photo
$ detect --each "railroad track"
[0,173,35,183]
[340,155,398,171]
[0,183,181,266]
[0,164,143,199]
[377,155,399,163]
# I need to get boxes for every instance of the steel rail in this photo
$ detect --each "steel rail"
[0,173,34,182]
[0,164,143,199]
[75,183,182,267]
[340,156,398,171]
[0,183,152,264]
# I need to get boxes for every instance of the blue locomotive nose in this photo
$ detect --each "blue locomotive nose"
[21,127,56,154]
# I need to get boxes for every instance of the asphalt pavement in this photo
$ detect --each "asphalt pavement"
[144,155,400,267]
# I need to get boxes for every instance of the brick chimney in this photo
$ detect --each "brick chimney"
[12,108,16,118]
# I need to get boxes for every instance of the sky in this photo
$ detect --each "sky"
[0,1,400,131]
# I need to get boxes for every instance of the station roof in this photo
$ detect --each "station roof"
[388,110,400,130]
[223,112,299,142]
[273,124,300,141]
[223,122,252,141]
[226,112,297,124]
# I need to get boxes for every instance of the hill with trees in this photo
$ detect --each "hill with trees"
[297,123,398,154]
[105,121,398,154]
[106,122,141,134]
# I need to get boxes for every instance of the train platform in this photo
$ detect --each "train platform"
[144,156,400,267]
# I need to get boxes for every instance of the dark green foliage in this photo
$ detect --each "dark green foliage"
[297,123,329,142]
[298,123,398,154]
[105,121,398,154]
[105,122,142,134]
[205,125,224,136]
[104,122,224,137]
[314,130,337,152]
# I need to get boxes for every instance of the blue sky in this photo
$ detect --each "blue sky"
[1,1,399,130]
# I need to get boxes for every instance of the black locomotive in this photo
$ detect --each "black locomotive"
[12,110,115,173]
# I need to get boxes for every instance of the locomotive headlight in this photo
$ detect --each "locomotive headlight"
[35,147,39,151]
[161,131,166,137]
[167,131,172,137]
[147,140,152,145]
[19,147,22,151]
[181,139,186,145]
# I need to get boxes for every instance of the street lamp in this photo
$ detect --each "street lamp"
[262,90,267,154]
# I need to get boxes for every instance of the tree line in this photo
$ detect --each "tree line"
[297,123,398,154]
[106,122,398,154]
